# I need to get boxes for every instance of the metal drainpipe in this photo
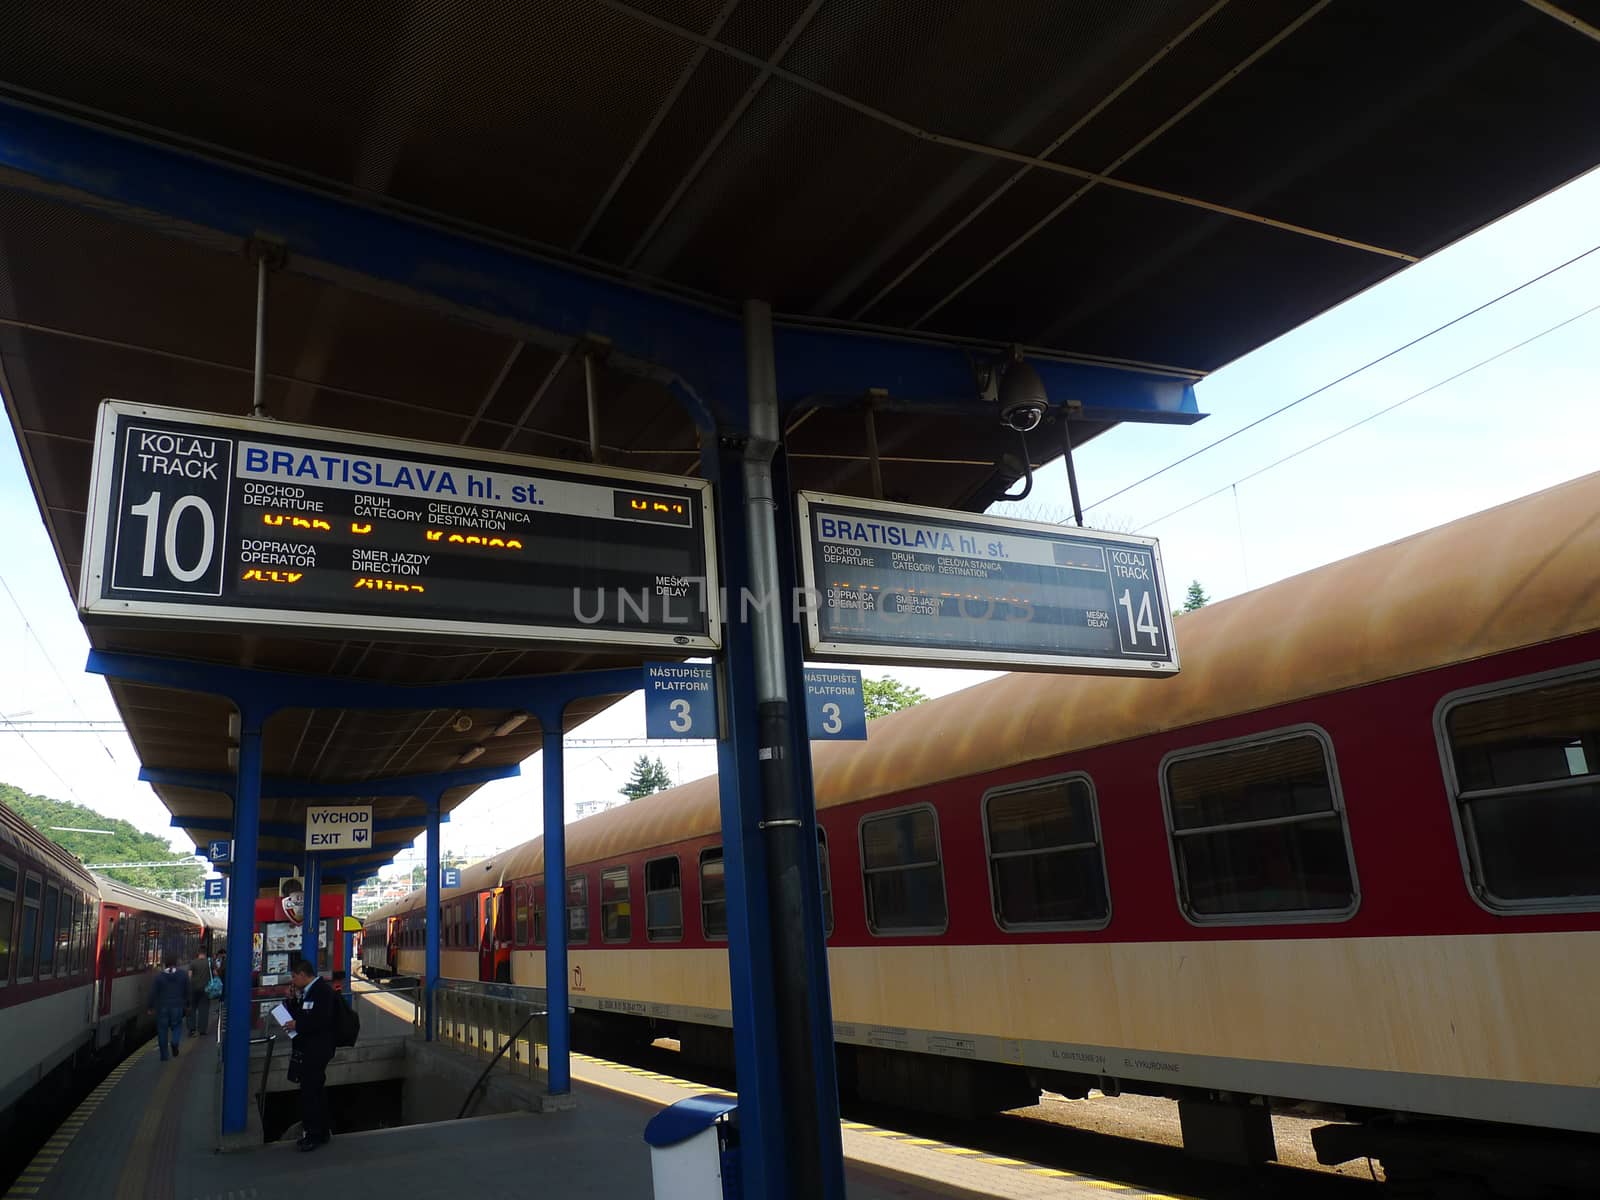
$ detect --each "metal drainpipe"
[1060,407,1084,526]
[252,254,268,418]
[584,353,601,463]
[741,299,826,1199]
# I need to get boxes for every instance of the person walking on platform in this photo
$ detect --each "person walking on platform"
[187,949,213,1037]
[282,958,336,1151]
[146,955,189,1061]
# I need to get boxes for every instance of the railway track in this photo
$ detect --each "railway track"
[583,1034,1380,1200]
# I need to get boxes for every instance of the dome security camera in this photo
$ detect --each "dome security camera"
[997,359,1048,433]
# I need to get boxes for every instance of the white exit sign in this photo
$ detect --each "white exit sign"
[305,805,373,851]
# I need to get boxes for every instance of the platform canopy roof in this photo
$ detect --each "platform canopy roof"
[2,0,1598,877]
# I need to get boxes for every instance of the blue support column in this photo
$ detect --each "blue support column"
[343,880,356,988]
[301,853,321,970]
[424,794,441,1041]
[702,438,786,1199]
[221,707,264,1135]
[540,723,569,1094]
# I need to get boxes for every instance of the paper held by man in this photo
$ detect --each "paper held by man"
[271,1002,298,1038]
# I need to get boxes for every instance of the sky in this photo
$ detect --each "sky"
[2,165,1597,883]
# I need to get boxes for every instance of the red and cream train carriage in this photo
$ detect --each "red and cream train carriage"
[1,804,206,1128]
[368,472,1600,1188]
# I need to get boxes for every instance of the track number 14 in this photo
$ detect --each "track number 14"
[1117,588,1161,646]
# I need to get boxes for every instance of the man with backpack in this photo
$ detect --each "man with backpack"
[187,949,213,1037]
[281,958,342,1151]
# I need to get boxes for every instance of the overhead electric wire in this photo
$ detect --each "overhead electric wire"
[1135,298,1600,532]
[0,572,120,764]
[1080,240,1600,517]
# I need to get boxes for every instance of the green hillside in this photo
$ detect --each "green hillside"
[1,781,202,891]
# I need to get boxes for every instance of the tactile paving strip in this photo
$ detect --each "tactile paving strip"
[3,1043,153,1200]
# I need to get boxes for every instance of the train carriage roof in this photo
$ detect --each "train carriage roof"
[376,469,1600,914]
[0,800,99,889]
[93,873,209,926]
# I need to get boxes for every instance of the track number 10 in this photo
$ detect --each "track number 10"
[128,491,218,583]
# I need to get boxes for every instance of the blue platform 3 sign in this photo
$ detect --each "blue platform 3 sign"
[442,867,462,889]
[802,668,867,740]
[207,839,232,864]
[644,663,716,738]
[204,877,227,901]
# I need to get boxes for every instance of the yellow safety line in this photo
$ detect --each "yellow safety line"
[2,1044,150,1200]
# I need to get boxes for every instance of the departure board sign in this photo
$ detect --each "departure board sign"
[796,492,1178,675]
[80,402,720,650]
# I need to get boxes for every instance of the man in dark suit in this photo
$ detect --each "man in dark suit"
[282,958,337,1150]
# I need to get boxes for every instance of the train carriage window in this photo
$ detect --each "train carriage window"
[700,849,726,939]
[1162,727,1357,922]
[984,775,1110,930]
[0,858,16,984]
[700,835,832,941]
[71,894,85,973]
[1440,671,1600,909]
[645,857,683,942]
[816,830,835,936]
[514,885,530,947]
[600,867,632,943]
[566,875,590,944]
[57,893,75,975]
[20,874,42,980]
[532,883,545,947]
[39,882,60,975]
[859,806,948,935]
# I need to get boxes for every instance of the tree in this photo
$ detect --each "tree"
[620,755,673,801]
[1,781,203,891]
[863,676,928,720]
[1182,580,1210,612]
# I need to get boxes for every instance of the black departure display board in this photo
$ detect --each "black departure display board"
[80,402,720,650]
[796,492,1178,675]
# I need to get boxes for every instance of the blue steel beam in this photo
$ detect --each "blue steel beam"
[540,726,568,1094]
[424,795,441,1041]
[222,706,265,1135]
[174,816,437,842]
[0,101,1200,430]
[700,439,784,1197]
[143,762,514,801]
[89,651,640,718]
[301,854,322,968]
[214,849,396,872]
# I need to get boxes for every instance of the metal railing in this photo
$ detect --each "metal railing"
[431,979,548,1082]
[251,1034,277,1130]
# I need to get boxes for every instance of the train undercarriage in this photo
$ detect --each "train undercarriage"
[574,1007,1599,1199]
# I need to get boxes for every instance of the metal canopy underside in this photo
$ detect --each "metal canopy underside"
[2,0,1599,872]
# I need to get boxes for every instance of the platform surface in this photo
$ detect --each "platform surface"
[1,1028,949,1200]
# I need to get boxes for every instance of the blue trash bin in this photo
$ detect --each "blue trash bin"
[643,1094,740,1200]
